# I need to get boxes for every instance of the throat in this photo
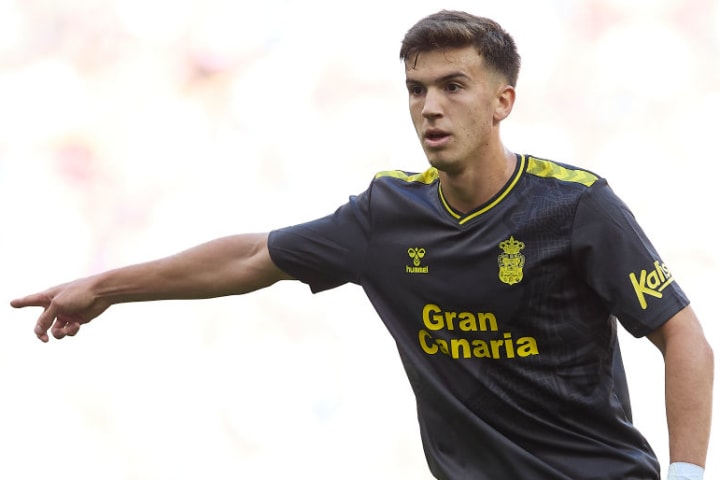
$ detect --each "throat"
[441,183,495,214]
[439,152,518,213]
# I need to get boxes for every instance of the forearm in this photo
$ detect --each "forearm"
[89,233,288,305]
[664,334,714,467]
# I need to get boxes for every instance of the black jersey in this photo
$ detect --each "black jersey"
[267,154,689,480]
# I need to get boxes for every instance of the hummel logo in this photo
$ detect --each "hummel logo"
[406,247,429,274]
[629,260,674,310]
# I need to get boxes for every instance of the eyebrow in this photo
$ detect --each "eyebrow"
[405,71,472,86]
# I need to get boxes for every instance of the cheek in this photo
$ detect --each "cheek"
[459,108,483,131]
[409,105,424,132]
[468,104,494,129]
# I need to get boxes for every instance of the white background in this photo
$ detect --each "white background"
[1,0,718,478]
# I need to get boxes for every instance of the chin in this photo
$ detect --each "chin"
[427,156,458,173]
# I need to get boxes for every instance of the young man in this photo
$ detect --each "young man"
[11,10,712,480]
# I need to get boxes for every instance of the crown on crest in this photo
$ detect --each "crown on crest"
[499,236,525,254]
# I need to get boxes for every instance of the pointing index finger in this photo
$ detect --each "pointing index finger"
[10,293,50,309]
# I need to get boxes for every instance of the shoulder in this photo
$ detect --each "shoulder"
[357,167,441,215]
[373,167,439,186]
[524,155,603,188]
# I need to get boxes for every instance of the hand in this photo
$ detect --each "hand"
[11,278,110,342]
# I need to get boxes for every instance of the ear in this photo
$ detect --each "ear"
[493,84,516,123]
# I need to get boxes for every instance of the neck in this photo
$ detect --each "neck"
[438,148,517,214]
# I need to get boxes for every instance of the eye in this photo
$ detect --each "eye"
[407,84,424,96]
[446,82,462,92]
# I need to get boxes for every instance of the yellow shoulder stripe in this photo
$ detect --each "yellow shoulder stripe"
[375,168,439,184]
[526,156,598,187]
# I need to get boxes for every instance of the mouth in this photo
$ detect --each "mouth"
[423,129,451,148]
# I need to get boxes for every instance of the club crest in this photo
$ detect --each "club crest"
[498,236,525,285]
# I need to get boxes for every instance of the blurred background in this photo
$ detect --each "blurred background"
[1,0,718,478]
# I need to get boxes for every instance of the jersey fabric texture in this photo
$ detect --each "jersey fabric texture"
[267,154,689,480]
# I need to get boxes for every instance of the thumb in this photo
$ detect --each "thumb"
[34,303,59,343]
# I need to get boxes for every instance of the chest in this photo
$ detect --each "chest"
[368,197,575,300]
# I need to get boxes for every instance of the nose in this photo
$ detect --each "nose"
[421,88,442,119]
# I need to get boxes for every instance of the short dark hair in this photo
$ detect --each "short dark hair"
[400,10,521,87]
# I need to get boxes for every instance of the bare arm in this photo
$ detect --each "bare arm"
[646,305,714,469]
[11,233,293,342]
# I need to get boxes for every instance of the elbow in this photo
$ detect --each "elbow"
[703,338,715,374]
[688,331,713,372]
[695,331,714,366]
[689,335,715,388]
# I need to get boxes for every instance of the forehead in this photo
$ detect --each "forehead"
[404,46,485,81]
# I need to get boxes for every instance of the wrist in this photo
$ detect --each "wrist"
[668,462,704,480]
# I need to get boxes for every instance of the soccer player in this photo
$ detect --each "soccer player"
[11,10,713,480]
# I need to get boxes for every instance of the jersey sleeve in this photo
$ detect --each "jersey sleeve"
[571,180,689,337]
[267,184,373,293]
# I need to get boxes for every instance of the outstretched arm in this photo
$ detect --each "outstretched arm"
[647,305,714,477]
[11,233,293,342]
